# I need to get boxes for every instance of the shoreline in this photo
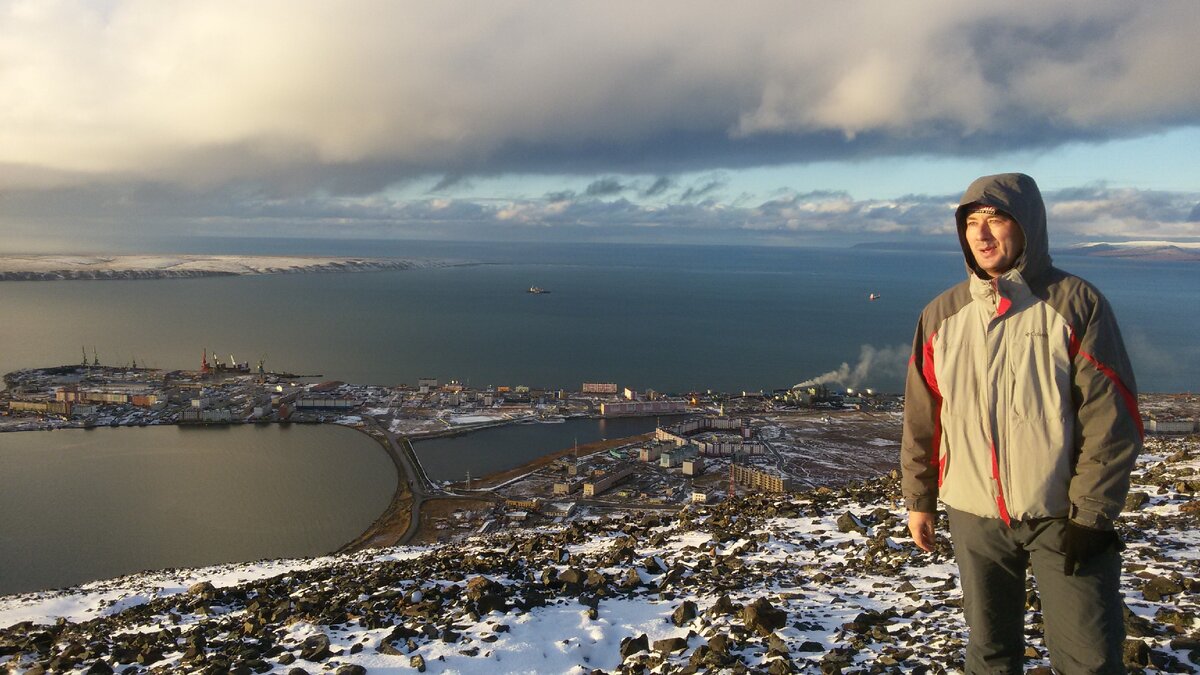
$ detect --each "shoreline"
[338,418,656,552]
[336,421,417,552]
[445,431,655,490]
[0,254,461,282]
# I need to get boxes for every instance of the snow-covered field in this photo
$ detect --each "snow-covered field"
[0,255,449,281]
[2,435,1196,673]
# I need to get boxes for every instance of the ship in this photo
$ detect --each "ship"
[869,293,881,301]
[527,286,550,294]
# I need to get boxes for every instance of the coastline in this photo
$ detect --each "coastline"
[336,422,417,552]
[0,254,459,281]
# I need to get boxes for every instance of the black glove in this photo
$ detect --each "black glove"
[1063,520,1123,576]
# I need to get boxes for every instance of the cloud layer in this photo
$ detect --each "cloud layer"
[3,1,1199,191]
[5,179,1195,249]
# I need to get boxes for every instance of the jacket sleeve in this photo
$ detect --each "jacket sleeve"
[901,312,941,513]
[1068,291,1143,529]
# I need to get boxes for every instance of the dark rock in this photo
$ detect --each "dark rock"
[707,595,739,617]
[836,512,868,535]
[743,598,788,637]
[187,582,215,596]
[707,633,732,656]
[643,556,669,574]
[410,654,427,672]
[796,640,824,652]
[620,634,649,659]
[766,657,795,675]
[299,634,331,662]
[584,570,608,589]
[335,666,367,675]
[672,600,698,627]
[277,652,296,665]
[1123,639,1151,668]
[617,568,643,590]
[557,568,585,587]
[1124,491,1150,510]
[285,668,310,675]
[465,575,503,600]
[1124,603,1157,638]
[1169,637,1200,651]
[85,661,114,675]
[1142,575,1183,602]
[767,632,789,654]
[653,636,689,654]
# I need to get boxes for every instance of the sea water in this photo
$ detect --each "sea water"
[1,240,1191,393]
[0,424,394,595]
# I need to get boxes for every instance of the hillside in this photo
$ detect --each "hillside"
[1,435,1197,674]
[0,255,452,281]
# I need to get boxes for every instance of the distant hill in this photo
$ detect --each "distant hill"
[1065,241,1200,262]
[851,241,959,252]
[0,254,454,281]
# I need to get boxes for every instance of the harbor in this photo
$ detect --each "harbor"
[3,358,1196,595]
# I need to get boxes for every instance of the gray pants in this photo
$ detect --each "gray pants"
[946,507,1125,674]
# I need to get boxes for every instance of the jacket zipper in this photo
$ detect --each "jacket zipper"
[987,278,1013,526]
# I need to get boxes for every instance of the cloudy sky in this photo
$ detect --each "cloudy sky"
[2,0,1199,250]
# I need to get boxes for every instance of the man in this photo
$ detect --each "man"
[901,173,1142,673]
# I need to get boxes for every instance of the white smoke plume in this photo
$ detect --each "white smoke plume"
[793,344,909,390]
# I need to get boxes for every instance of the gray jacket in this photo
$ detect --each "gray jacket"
[901,173,1142,529]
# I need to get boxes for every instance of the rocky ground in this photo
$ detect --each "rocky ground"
[1,434,1197,674]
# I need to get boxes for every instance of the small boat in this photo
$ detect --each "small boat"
[527,286,550,294]
[869,293,881,301]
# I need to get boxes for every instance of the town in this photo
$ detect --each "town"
[2,354,1196,550]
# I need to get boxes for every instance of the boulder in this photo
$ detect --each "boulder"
[742,598,787,637]
[298,634,331,662]
[1142,576,1183,602]
[836,512,867,535]
[653,636,689,654]
[187,582,215,596]
[557,568,585,586]
[707,595,739,617]
[1124,491,1150,510]
[620,634,649,659]
[672,601,698,627]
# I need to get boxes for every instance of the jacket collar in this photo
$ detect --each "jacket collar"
[971,266,1031,318]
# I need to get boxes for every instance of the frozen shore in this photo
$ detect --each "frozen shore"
[0,254,456,281]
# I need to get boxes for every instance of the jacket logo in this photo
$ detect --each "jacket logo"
[1025,330,1049,338]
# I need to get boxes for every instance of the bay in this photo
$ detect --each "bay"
[2,240,1191,393]
[0,425,395,595]
[414,416,662,483]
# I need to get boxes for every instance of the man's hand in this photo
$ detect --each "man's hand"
[1063,520,1122,576]
[908,511,937,552]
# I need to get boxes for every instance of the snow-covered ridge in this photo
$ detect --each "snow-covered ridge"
[0,255,455,281]
[1069,241,1200,261]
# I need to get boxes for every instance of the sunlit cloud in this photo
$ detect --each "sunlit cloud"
[1,1,1198,245]
[3,2,1198,191]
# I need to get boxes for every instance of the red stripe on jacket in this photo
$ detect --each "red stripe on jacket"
[920,333,945,486]
[990,442,1012,526]
[1069,331,1145,438]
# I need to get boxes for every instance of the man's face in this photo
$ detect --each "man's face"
[965,210,1025,278]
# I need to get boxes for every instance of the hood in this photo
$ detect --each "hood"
[955,173,1051,281]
